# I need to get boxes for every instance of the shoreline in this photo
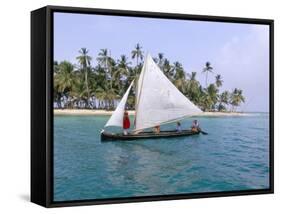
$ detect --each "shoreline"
[54,109,251,117]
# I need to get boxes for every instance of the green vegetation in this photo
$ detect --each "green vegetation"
[54,45,245,111]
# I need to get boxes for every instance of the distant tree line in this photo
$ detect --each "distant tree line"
[54,44,245,112]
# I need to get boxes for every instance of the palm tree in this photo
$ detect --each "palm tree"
[215,74,223,87]
[114,55,131,92]
[53,61,59,73]
[76,48,92,108]
[173,62,185,78]
[106,87,118,109]
[54,61,75,93]
[218,91,229,111]
[100,80,117,110]
[97,49,116,88]
[97,49,110,72]
[94,64,107,87]
[95,86,107,109]
[186,72,200,103]
[70,73,89,108]
[116,55,131,77]
[157,53,164,69]
[199,91,213,111]
[54,61,75,108]
[126,95,135,110]
[53,61,60,108]
[202,61,213,88]
[230,88,245,111]
[162,59,174,80]
[98,49,116,75]
[172,61,186,93]
[53,49,246,112]
[131,43,144,67]
[206,83,218,110]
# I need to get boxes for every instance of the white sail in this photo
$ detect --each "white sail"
[135,54,202,131]
[105,80,134,127]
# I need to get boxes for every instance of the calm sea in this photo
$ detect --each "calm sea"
[53,113,270,201]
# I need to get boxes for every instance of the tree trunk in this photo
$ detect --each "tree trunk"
[84,68,90,108]
[206,72,208,88]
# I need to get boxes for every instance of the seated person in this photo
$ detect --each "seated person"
[176,122,182,132]
[153,125,160,134]
[191,120,200,132]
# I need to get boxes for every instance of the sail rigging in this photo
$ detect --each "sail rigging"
[134,54,202,131]
[104,53,202,130]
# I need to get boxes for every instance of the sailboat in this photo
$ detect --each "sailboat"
[101,53,203,141]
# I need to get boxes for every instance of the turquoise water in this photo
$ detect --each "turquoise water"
[53,114,269,201]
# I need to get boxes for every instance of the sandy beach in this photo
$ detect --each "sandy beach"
[54,109,249,116]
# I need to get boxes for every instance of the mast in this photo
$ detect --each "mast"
[134,54,147,129]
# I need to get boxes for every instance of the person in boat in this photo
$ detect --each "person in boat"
[191,120,200,132]
[123,111,130,135]
[176,122,182,132]
[153,125,160,134]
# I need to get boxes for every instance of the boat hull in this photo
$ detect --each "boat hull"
[101,130,200,141]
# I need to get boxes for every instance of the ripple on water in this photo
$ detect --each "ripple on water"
[54,114,270,201]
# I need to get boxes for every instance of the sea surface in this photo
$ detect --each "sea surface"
[54,113,270,201]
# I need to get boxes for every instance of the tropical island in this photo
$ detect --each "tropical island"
[54,44,245,115]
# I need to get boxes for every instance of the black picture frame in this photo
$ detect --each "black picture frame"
[31,5,274,208]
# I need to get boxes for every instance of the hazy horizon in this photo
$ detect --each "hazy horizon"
[54,12,270,112]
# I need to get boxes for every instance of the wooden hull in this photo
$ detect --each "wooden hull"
[100,130,200,141]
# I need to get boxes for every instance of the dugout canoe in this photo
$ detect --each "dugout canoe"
[100,129,200,141]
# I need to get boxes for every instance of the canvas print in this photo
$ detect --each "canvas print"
[53,12,270,202]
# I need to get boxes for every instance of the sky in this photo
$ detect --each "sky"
[54,12,270,112]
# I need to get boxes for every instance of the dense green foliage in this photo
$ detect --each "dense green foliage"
[54,45,245,111]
